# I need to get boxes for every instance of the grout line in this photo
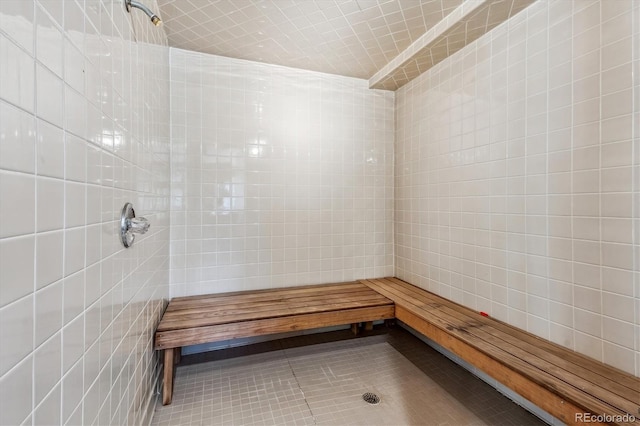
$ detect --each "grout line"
[281,344,318,425]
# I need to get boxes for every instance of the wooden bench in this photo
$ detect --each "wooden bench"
[154,281,394,405]
[362,277,640,426]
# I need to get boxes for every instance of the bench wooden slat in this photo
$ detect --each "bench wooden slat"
[170,281,362,300]
[166,282,363,310]
[362,279,639,416]
[155,305,395,349]
[163,289,389,317]
[385,277,640,395]
[363,278,640,426]
[158,297,392,331]
[159,294,391,323]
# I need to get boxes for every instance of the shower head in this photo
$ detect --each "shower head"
[125,0,162,26]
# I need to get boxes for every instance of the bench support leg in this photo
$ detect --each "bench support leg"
[162,349,174,405]
[174,347,181,365]
[351,323,359,335]
[364,321,373,331]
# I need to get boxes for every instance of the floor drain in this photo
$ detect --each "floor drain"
[362,392,380,405]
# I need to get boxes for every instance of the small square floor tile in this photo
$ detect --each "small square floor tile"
[151,328,546,426]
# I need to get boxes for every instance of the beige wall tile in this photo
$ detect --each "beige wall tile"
[395,0,639,375]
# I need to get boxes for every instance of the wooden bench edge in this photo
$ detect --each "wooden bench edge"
[155,304,394,350]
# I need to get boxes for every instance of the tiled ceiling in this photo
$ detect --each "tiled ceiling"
[156,0,465,80]
[370,0,536,90]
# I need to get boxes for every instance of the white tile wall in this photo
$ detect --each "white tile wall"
[0,1,171,425]
[169,49,394,297]
[395,0,640,376]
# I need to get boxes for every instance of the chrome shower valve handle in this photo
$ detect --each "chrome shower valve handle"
[120,202,150,248]
[129,216,150,233]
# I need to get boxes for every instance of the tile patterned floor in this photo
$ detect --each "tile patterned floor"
[151,327,546,426]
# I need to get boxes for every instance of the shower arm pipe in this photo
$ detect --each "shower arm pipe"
[125,0,162,26]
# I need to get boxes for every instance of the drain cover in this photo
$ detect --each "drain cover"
[362,392,380,405]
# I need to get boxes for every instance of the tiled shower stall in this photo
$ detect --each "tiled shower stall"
[0,0,638,425]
